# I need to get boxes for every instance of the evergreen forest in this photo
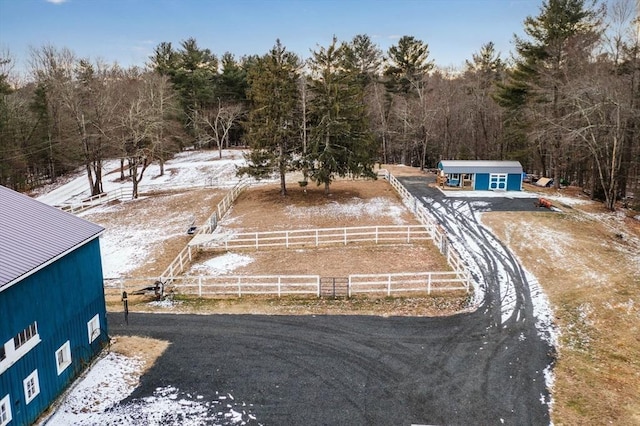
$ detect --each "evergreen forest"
[1,0,639,210]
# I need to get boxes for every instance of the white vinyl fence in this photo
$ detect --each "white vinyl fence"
[198,225,434,251]
[159,180,249,283]
[107,272,468,298]
[59,187,133,213]
[380,170,472,289]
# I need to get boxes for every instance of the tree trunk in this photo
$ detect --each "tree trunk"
[278,143,287,196]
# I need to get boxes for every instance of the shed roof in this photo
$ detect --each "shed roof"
[0,185,104,292]
[438,160,523,174]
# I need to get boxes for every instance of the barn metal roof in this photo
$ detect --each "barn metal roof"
[438,160,523,174]
[0,185,104,292]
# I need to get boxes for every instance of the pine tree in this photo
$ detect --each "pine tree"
[307,37,377,194]
[464,42,506,160]
[495,0,602,187]
[150,38,218,142]
[383,36,435,167]
[239,40,301,196]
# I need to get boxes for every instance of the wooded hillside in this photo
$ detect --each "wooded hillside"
[1,0,638,210]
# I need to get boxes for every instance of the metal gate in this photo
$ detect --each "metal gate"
[320,277,349,298]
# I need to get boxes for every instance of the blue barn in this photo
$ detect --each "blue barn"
[0,186,108,426]
[437,160,523,191]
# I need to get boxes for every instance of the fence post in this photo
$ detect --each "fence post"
[375,226,379,244]
[427,274,431,295]
[348,276,352,297]
[317,276,321,297]
[344,228,347,245]
[387,275,391,296]
[278,276,281,297]
[238,277,242,297]
[316,229,319,247]
[286,231,289,249]
[198,276,202,297]
[188,246,192,262]
[255,233,259,249]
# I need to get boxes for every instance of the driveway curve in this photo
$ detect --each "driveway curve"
[107,175,555,425]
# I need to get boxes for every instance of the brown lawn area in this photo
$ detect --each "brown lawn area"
[482,198,640,425]
[97,164,640,424]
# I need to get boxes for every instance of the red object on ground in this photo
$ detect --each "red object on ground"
[538,198,553,209]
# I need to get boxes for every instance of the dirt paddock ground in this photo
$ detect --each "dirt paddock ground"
[101,171,470,316]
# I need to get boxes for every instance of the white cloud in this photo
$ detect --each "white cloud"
[46,0,68,4]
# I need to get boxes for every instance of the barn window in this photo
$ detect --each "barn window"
[87,314,101,343]
[0,345,5,362]
[55,341,72,375]
[13,322,38,350]
[0,394,11,426]
[23,370,40,404]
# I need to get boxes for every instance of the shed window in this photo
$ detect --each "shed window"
[0,394,11,426]
[56,341,72,375]
[0,345,5,362]
[23,370,40,404]
[87,314,101,343]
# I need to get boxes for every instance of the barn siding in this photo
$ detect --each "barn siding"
[0,239,108,426]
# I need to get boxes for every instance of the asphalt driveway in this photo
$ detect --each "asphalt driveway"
[106,174,554,425]
[108,310,549,426]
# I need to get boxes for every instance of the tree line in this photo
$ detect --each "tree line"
[0,0,638,209]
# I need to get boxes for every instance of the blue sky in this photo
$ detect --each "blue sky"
[0,0,542,73]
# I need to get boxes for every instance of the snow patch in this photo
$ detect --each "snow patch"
[41,352,259,425]
[545,194,592,206]
[190,253,255,275]
[285,196,408,224]
[43,352,143,424]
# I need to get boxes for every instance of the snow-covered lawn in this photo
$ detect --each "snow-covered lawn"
[42,353,258,425]
[36,149,246,207]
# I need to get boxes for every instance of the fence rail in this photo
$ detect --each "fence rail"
[159,180,249,283]
[105,272,468,299]
[381,170,472,291]
[58,187,133,213]
[348,271,468,296]
[199,225,435,251]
